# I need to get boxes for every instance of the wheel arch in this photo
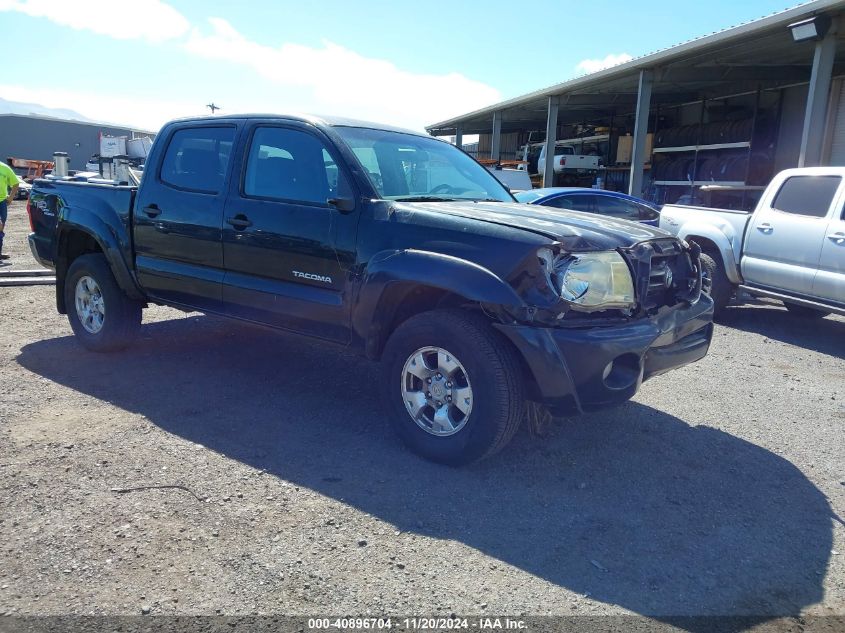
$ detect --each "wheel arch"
[679,226,741,284]
[55,222,143,314]
[353,249,526,360]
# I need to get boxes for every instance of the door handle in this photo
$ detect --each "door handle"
[226,215,252,230]
[757,223,773,233]
[142,205,161,218]
[827,232,845,244]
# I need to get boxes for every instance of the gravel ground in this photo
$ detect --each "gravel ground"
[0,199,843,623]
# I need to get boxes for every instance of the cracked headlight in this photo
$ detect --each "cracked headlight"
[537,248,636,312]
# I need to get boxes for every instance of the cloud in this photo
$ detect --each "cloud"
[0,84,202,131]
[183,17,501,130]
[0,3,502,130]
[0,0,190,42]
[575,53,634,75]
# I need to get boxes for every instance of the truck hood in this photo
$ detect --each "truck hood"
[396,200,671,250]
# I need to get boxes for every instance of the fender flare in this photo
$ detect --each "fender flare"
[677,223,742,284]
[353,249,525,358]
[55,211,144,312]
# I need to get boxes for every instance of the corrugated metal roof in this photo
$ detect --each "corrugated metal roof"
[427,0,845,131]
[0,112,156,135]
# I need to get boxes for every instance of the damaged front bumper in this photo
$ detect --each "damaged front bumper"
[494,294,714,415]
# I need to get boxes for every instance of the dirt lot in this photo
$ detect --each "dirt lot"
[1,199,844,622]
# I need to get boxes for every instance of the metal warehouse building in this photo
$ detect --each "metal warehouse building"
[0,114,154,173]
[427,0,845,209]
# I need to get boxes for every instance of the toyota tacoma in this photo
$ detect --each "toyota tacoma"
[660,167,845,318]
[27,114,713,464]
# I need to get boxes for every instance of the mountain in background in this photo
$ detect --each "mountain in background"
[0,97,93,122]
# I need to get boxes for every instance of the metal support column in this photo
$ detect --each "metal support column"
[543,96,559,188]
[454,126,463,150]
[628,69,653,198]
[491,112,502,162]
[799,33,836,167]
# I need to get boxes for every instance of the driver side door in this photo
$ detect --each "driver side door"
[221,122,359,342]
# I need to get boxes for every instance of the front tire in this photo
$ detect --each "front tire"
[381,310,524,465]
[65,254,142,352]
[700,252,732,317]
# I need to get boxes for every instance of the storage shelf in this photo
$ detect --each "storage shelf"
[652,141,751,154]
[654,180,746,186]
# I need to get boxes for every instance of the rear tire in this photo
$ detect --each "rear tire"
[784,302,830,319]
[381,309,524,466]
[65,254,142,352]
[700,252,732,317]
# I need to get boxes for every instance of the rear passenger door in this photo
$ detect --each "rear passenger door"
[742,174,841,296]
[134,124,237,312]
[220,122,359,342]
[812,198,845,304]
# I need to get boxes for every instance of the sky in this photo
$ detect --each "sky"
[0,0,802,132]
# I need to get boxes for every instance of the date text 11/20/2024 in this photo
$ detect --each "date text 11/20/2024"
[307,617,527,630]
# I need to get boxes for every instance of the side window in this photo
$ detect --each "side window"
[771,176,841,218]
[160,127,235,194]
[546,194,594,212]
[594,196,644,220]
[323,149,340,194]
[350,147,384,195]
[636,202,659,221]
[244,127,345,205]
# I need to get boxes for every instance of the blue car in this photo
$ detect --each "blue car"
[514,187,661,226]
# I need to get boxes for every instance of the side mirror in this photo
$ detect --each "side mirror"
[327,197,355,213]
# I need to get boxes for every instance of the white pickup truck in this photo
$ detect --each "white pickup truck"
[660,167,845,318]
[537,143,601,174]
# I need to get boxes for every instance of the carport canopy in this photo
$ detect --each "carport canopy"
[426,0,845,195]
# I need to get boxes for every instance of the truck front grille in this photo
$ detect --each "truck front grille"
[628,239,702,313]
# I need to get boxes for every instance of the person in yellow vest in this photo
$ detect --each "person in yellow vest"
[0,161,19,260]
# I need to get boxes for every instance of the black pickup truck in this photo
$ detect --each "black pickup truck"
[27,114,713,464]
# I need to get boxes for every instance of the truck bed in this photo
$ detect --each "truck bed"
[659,203,753,282]
[28,178,137,269]
[660,203,751,244]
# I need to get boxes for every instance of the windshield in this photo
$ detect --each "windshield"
[334,126,513,202]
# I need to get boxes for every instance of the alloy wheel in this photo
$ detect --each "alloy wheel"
[401,346,473,436]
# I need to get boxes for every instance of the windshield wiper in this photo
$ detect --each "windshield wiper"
[393,196,455,202]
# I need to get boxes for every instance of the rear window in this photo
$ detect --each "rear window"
[593,195,659,221]
[514,190,544,203]
[160,126,235,194]
[546,194,594,212]
[771,175,841,218]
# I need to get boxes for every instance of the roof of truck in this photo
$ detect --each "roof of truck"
[168,113,428,137]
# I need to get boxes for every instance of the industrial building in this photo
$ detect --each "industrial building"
[0,113,155,173]
[427,0,845,209]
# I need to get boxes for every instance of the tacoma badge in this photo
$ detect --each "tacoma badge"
[292,270,333,284]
